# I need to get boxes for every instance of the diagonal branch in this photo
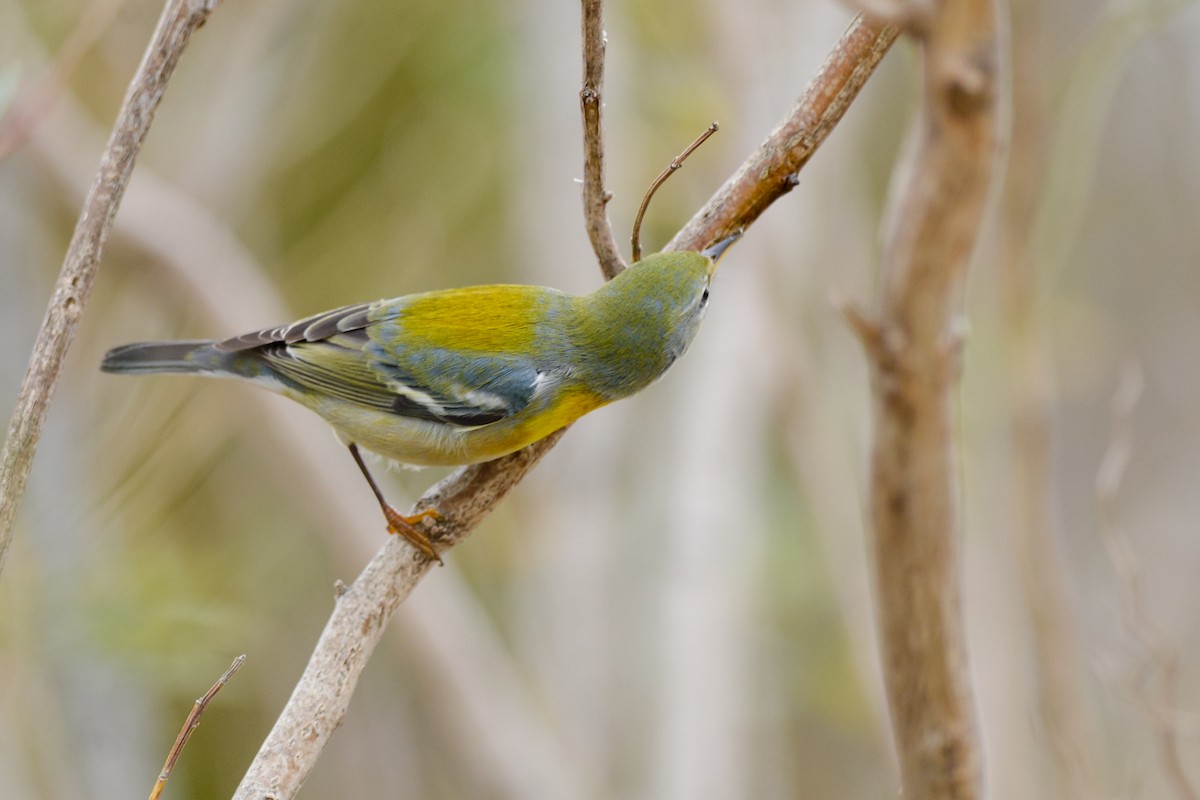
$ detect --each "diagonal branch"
[667,13,898,253]
[231,432,565,800]
[233,11,900,796]
[0,0,222,580]
[150,655,246,800]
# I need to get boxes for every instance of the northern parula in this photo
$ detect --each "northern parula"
[101,235,739,561]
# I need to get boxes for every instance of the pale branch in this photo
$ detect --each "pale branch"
[0,0,128,163]
[1002,1,1101,794]
[0,0,222,580]
[231,431,565,800]
[666,13,899,254]
[150,655,246,800]
[847,1,997,798]
[1096,365,1200,800]
[580,0,626,278]
[233,11,901,796]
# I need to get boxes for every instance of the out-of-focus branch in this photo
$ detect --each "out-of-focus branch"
[667,13,898,254]
[0,0,128,163]
[233,10,901,795]
[1001,1,1100,796]
[1097,366,1200,800]
[0,0,221,580]
[844,3,997,798]
[580,0,626,278]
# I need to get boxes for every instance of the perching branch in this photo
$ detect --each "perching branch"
[0,0,222,580]
[845,2,997,798]
[231,432,565,800]
[226,6,902,796]
[580,0,627,278]
[234,10,901,796]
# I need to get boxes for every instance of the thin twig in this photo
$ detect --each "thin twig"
[149,655,246,800]
[1096,365,1200,800]
[630,122,718,263]
[580,0,627,279]
[233,13,901,795]
[0,0,222,580]
[667,13,899,254]
[850,2,997,798]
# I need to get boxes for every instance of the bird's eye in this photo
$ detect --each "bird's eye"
[700,288,710,305]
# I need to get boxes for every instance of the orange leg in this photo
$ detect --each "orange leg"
[349,443,444,565]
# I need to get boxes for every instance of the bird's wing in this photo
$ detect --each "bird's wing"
[214,293,550,428]
[214,301,376,351]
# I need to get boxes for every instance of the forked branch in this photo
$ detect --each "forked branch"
[233,10,901,798]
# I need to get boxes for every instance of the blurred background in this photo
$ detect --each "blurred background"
[2,0,1199,797]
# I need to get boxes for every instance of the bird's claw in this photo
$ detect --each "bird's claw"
[384,506,444,566]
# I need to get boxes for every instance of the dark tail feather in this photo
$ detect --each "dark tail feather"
[100,340,227,375]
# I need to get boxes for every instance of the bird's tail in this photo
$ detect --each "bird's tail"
[100,340,229,375]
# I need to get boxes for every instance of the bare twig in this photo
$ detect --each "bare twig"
[0,0,222,580]
[667,13,899,254]
[630,122,719,262]
[233,11,901,794]
[150,655,246,800]
[580,0,626,278]
[1097,365,1200,800]
[0,0,128,163]
[849,2,997,798]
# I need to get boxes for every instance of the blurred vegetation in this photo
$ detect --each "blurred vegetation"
[2,0,1200,797]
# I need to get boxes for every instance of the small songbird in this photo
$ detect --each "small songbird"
[101,234,739,562]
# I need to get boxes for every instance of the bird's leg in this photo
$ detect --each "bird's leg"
[348,443,444,565]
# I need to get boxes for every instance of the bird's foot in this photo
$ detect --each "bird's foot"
[384,506,444,566]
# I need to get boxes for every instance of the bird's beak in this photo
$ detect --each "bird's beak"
[700,229,743,269]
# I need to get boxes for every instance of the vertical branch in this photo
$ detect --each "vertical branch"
[846,1,997,798]
[580,0,627,278]
[0,0,222,579]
